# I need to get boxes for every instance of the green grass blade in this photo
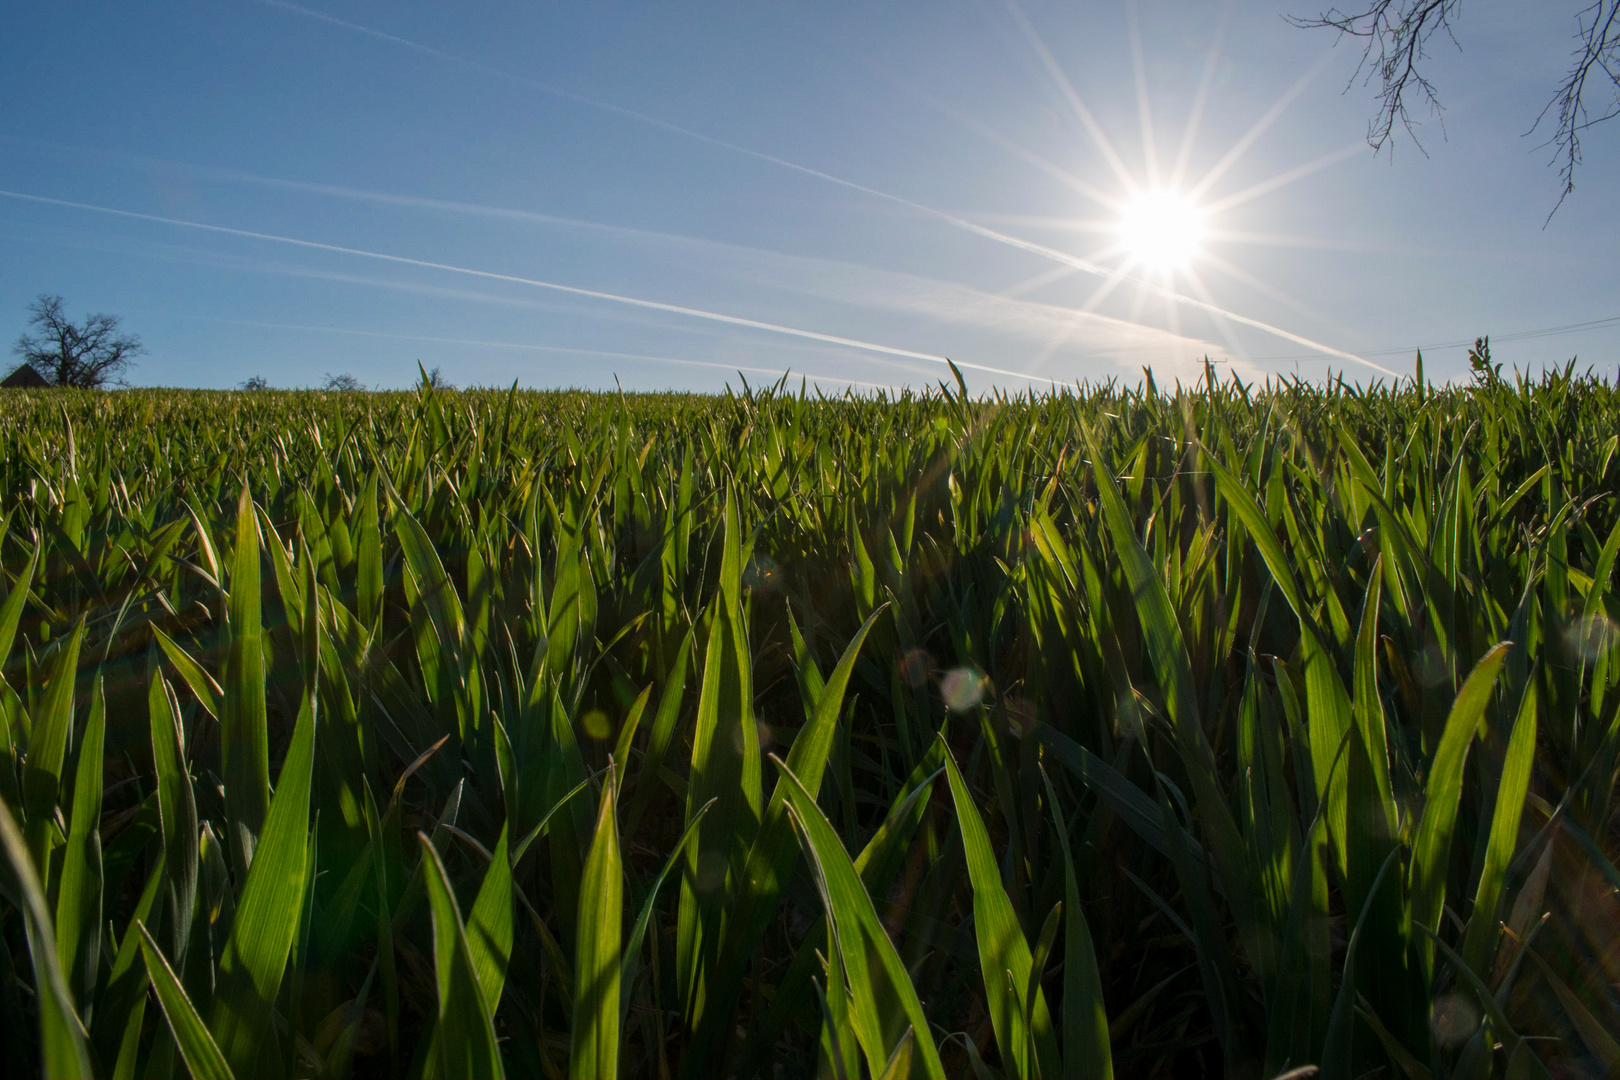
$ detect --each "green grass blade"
[0,795,91,1079]
[223,481,270,877]
[941,735,1061,1080]
[625,624,693,837]
[152,624,223,721]
[1461,680,1537,976]
[391,491,469,739]
[1040,766,1111,1079]
[775,756,945,1079]
[0,545,39,677]
[23,616,84,874]
[136,920,235,1080]
[149,668,199,963]
[1206,453,1309,622]
[92,853,165,1078]
[1039,724,1175,859]
[419,831,505,1080]
[467,823,513,1013]
[1021,902,1063,1079]
[210,687,317,1078]
[55,670,104,1009]
[621,798,713,1002]
[571,766,623,1080]
[1320,845,1401,1078]
[1408,642,1511,975]
[692,604,886,1066]
[677,488,761,1026]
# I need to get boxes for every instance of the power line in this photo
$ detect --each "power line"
[1249,315,1620,363]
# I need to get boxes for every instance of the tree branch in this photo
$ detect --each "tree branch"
[1289,0,1463,154]
[1531,1,1620,212]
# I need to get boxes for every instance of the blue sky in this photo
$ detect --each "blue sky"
[2,1,1615,391]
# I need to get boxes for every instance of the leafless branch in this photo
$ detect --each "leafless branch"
[12,294,142,388]
[1293,1,1620,211]
[1289,1,1463,154]
[1531,1,1620,212]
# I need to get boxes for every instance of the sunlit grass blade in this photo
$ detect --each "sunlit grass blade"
[210,687,317,1078]
[1408,642,1511,975]
[775,756,945,1079]
[22,615,83,873]
[677,487,761,1030]
[152,624,223,721]
[223,481,270,877]
[54,670,104,1009]
[419,831,504,1080]
[1040,765,1111,1079]
[692,604,886,1066]
[0,545,39,676]
[1461,679,1537,976]
[571,764,623,1080]
[466,823,513,1013]
[136,920,235,1080]
[0,795,92,1079]
[149,667,198,963]
[940,735,1060,1079]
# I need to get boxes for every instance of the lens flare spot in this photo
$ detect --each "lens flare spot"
[899,648,934,689]
[941,667,987,713]
[581,708,613,741]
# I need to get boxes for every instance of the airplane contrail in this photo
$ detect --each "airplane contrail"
[249,0,1390,376]
[0,188,1047,383]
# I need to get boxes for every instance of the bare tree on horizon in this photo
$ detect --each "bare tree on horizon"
[11,294,143,388]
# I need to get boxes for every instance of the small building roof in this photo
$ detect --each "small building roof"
[1,364,50,389]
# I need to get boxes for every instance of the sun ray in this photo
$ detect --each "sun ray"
[1196,249,1367,345]
[1203,228,1401,252]
[1201,140,1367,215]
[1179,264,1249,360]
[1163,288,1182,340]
[1001,0,1140,193]
[1079,263,1136,313]
[1127,0,1161,188]
[970,213,1125,232]
[255,0,1372,371]
[1187,48,1338,201]
[1171,1,1232,190]
[926,103,1120,208]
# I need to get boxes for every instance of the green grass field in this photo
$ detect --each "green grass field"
[1,365,1617,1078]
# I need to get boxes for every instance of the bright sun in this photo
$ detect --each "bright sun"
[1117,189,1205,273]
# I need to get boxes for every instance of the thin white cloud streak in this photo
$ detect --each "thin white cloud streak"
[251,0,1376,372]
[8,168,1222,376]
[0,187,1052,382]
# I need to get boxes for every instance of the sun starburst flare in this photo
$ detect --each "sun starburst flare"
[1117,189,1205,274]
